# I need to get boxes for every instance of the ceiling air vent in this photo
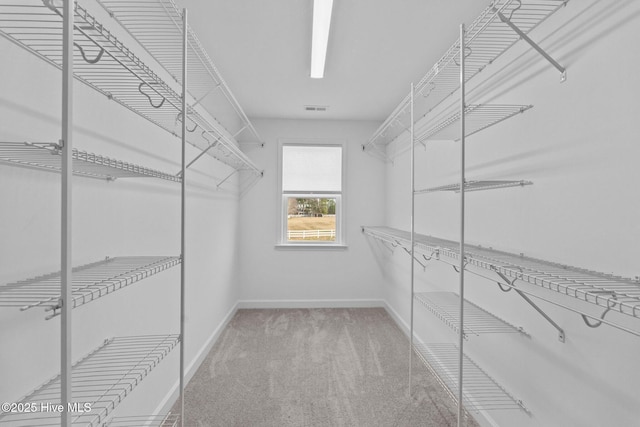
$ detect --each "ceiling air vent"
[304,105,328,112]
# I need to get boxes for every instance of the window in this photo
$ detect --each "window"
[280,143,344,246]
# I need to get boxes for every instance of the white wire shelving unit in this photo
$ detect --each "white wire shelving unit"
[414,292,526,337]
[94,0,264,180]
[416,180,532,194]
[0,0,262,176]
[415,104,532,144]
[95,0,263,146]
[0,335,179,427]
[0,256,181,319]
[363,226,640,337]
[0,2,207,425]
[0,142,181,181]
[362,0,567,159]
[361,2,570,424]
[413,342,527,412]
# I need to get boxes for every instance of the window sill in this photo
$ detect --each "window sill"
[275,243,348,251]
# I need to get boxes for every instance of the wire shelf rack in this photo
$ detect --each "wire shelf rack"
[415,104,532,143]
[105,413,180,427]
[362,226,640,330]
[416,180,533,194]
[96,0,263,147]
[413,342,526,412]
[0,335,179,427]
[0,256,181,319]
[414,292,525,337]
[0,0,261,175]
[0,142,181,181]
[364,0,567,152]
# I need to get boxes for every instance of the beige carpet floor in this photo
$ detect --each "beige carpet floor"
[172,307,479,427]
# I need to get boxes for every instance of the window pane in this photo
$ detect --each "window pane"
[282,146,341,192]
[286,197,336,241]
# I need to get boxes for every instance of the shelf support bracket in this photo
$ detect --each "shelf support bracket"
[496,11,567,82]
[176,132,221,177]
[493,269,566,342]
[400,245,426,271]
[216,169,238,189]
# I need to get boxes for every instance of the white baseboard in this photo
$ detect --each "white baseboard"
[153,301,239,417]
[382,300,410,337]
[237,298,386,309]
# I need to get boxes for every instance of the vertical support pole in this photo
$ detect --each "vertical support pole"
[61,1,74,426]
[408,83,415,394]
[179,8,188,427]
[457,23,466,427]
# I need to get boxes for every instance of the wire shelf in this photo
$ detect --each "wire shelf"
[413,342,526,412]
[416,180,533,194]
[0,0,261,175]
[106,413,180,427]
[0,335,179,427]
[0,142,181,181]
[0,256,181,319]
[364,0,567,151]
[362,226,640,328]
[96,0,263,146]
[415,104,532,143]
[415,292,525,337]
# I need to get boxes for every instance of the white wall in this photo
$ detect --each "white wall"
[237,118,387,306]
[382,1,640,426]
[0,4,241,420]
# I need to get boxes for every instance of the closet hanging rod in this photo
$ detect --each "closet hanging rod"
[0,142,182,182]
[0,335,179,427]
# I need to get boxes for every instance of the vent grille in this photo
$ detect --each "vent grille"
[304,105,328,112]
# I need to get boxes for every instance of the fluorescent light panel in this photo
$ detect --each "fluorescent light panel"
[310,0,334,78]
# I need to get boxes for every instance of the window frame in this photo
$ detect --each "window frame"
[277,139,347,248]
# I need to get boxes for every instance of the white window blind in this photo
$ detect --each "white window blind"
[282,145,342,192]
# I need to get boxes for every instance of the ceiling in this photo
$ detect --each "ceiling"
[178,0,490,122]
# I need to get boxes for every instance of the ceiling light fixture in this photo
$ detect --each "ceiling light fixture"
[310,0,334,79]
